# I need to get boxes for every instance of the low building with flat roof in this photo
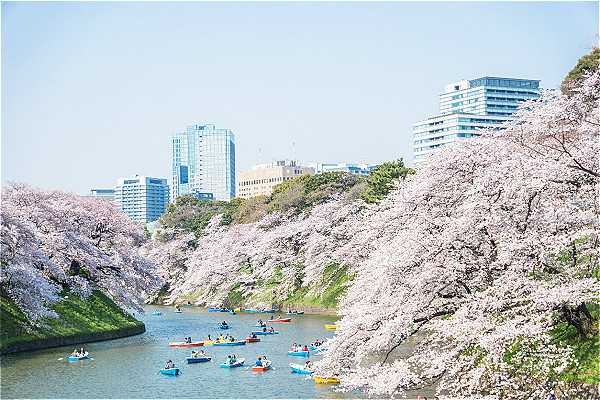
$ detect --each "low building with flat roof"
[238,160,314,199]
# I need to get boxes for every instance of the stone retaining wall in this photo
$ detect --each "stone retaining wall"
[0,324,145,355]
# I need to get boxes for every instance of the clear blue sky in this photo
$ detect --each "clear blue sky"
[2,1,598,195]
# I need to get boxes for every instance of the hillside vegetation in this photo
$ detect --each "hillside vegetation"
[146,160,413,308]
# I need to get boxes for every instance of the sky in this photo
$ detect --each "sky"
[2,1,598,196]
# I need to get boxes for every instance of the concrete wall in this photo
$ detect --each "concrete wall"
[1,324,145,355]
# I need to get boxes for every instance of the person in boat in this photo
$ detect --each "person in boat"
[250,332,257,339]
[165,360,174,369]
[229,336,235,342]
[277,314,282,320]
[206,334,212,341]
[226,355,232,365]
[262,355,269,366]
[219,334,224,340]
[291,343,298,351]
[191,350,197,358]
[254,357,263,367]
[258,319,263,325]
[70,349,79,357]
[302,344,309,352]
[221,321,227,326]
[314,339,321,346]
[231,354,237,363]
[262,327,267,332]
[199,350,205,357]
[269,315,274,320]
[269,326,275,332]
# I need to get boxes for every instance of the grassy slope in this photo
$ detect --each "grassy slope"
[0,289,143,351]
[554,319,600,384]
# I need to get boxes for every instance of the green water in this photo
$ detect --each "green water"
[0,306,354,398]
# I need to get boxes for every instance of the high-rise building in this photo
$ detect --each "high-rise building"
[413,76,541,164]
[307,162,379,177]
[238,159,314,199]
[85,189,115,202]
[172,124,235,201]
[114,175,170,223]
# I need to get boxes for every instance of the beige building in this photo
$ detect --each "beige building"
[238,160,314,199]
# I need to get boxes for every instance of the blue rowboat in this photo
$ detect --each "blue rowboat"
[218,325,230,330]
[254,323,266,328]
[219,358,245,368]
[185,357,211,363]
[261,309,276,313]
[286,312,304,315]
[244,309,261,313]
[213,340,246,346]
[288,350,310,357]
[174,310,182,313]
[159,368,181,375]
[230,311,236,315]
[251,331,278,335]
[208,307,227,312]
[290,363,313,374]
[68,355,91,361]
[151,312,163,316]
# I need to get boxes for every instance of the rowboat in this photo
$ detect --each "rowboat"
[169,341,204,347]
[174,310,182,313]
[219,358,245,368]
[213,340,246,346]
[290,363,313,374]
[208,307,228,312]
[230,311,236,315]
[288,350,309,357]
[315,376,340,384]
[203,340,216,346]
[68,355,91,361]
[185,356,211,363]
[246,337,260,343]
[218,325,231,330]
[252,364,271,372]
[261,309,276,313]
[251,331,278,335]
[310,345,325,352]
[268,318,291,323]
[286,312,304,315]
[325,325,338,329]
[244,309,262,313]
[151,312,163,316]
[159,368,181,376]
[254,323,266,328]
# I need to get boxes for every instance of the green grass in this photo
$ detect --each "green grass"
[0,288,143,351]
[552,319,600,384]
[283,264,351,308]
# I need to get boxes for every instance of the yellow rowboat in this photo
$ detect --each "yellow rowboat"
[315,376,340,384]
[203,340,216,346]
[233,307,241,312]
[325,325,338,330]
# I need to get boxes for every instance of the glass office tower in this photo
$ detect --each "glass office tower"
[172,124,236,201]
[413,76,540,164]
[114,176,170,223]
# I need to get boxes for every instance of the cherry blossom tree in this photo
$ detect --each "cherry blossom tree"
[1,184,161,320]
[313,71,599,398]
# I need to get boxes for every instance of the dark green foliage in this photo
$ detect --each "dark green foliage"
[361,159,415,203]
[562,48,600,94]
[160,171,369,233]
[0,289,143,351]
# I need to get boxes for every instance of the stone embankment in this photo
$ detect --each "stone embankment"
[1,324,145,355]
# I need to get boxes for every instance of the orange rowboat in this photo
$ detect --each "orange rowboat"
[252,364,271,372]
[246,337,260,343]
[267,318,291,323]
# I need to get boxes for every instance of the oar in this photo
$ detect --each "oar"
[58,355,69,360]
